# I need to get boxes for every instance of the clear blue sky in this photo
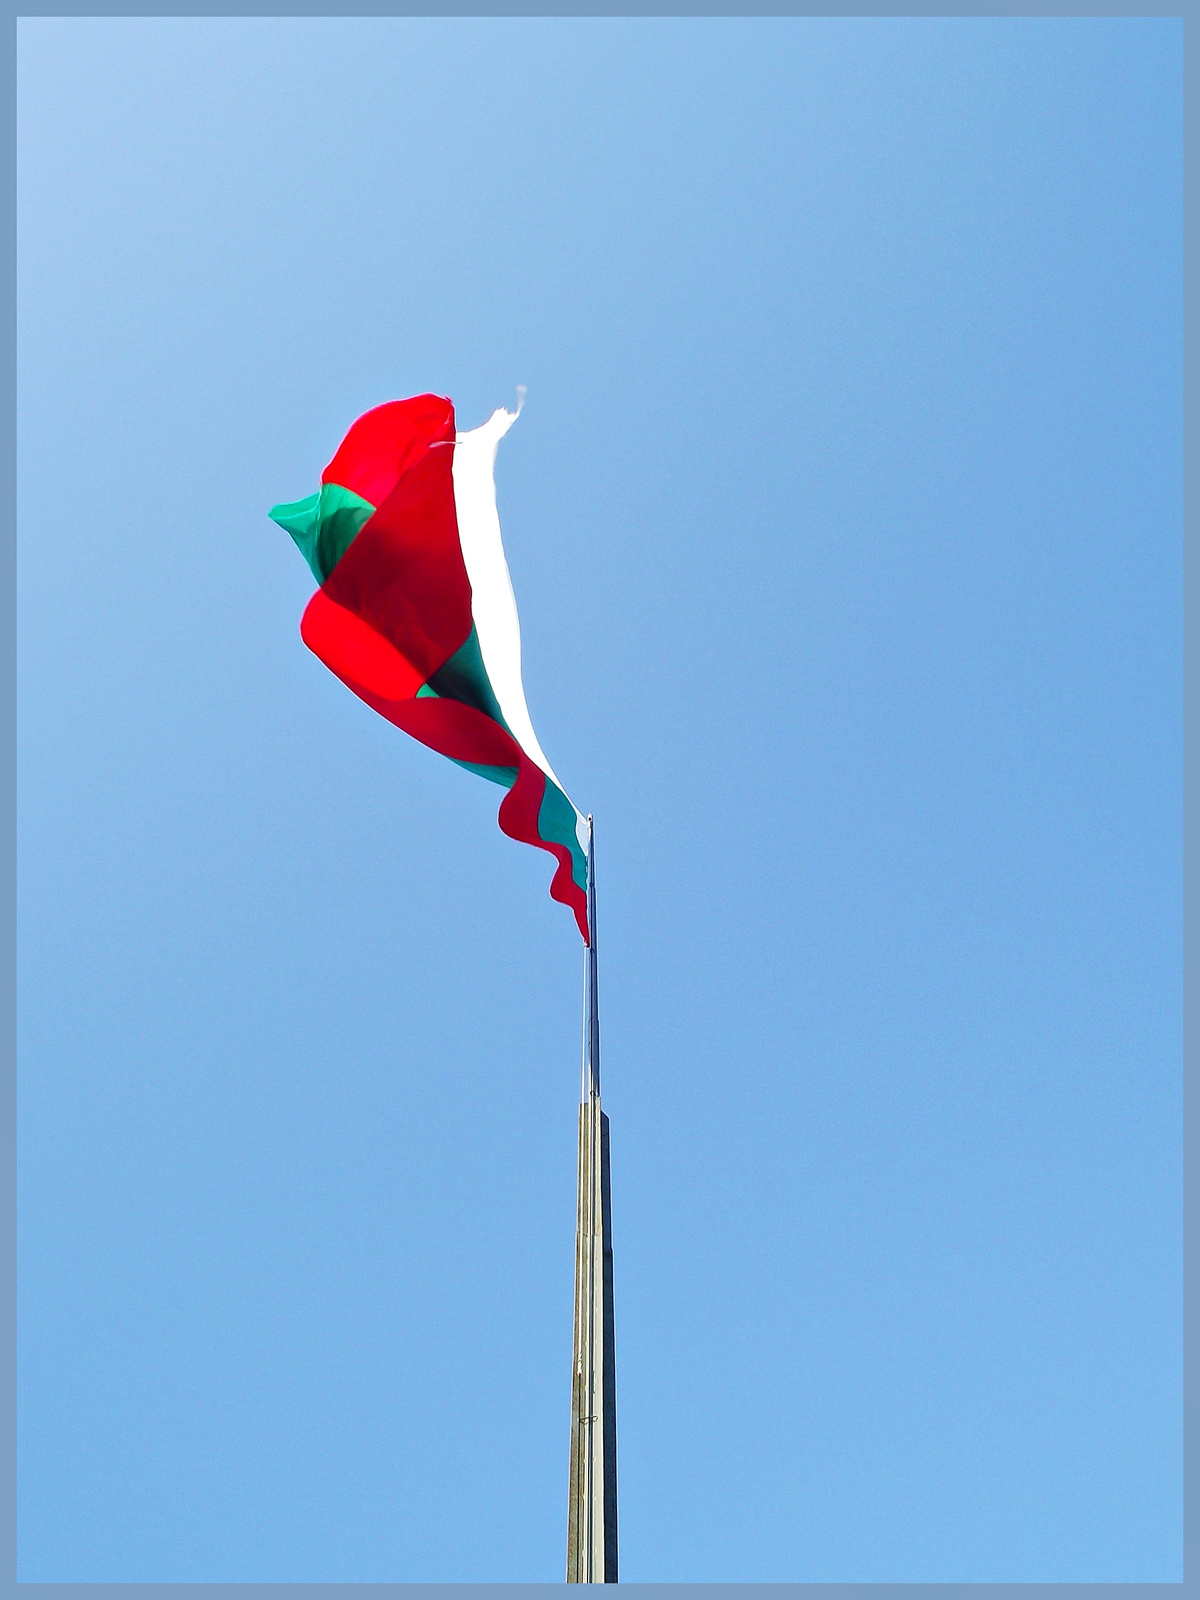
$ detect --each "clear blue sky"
[17,17,1181,1583]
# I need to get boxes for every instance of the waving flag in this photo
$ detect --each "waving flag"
[271,394,590,941]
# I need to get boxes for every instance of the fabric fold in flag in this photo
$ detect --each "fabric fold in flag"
[270,393,590,942]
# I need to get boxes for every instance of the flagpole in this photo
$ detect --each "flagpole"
[567,817,618,1581]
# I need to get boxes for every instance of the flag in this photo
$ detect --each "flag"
[271,393,590,942]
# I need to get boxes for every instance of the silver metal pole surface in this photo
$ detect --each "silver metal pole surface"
[567,819,618,1582]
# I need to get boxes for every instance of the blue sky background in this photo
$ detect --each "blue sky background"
[17,17,1181,1583]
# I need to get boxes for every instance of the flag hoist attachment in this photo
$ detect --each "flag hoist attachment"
[567,818,618,1582]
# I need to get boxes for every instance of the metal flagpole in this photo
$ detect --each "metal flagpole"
[567,816,618,1582]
